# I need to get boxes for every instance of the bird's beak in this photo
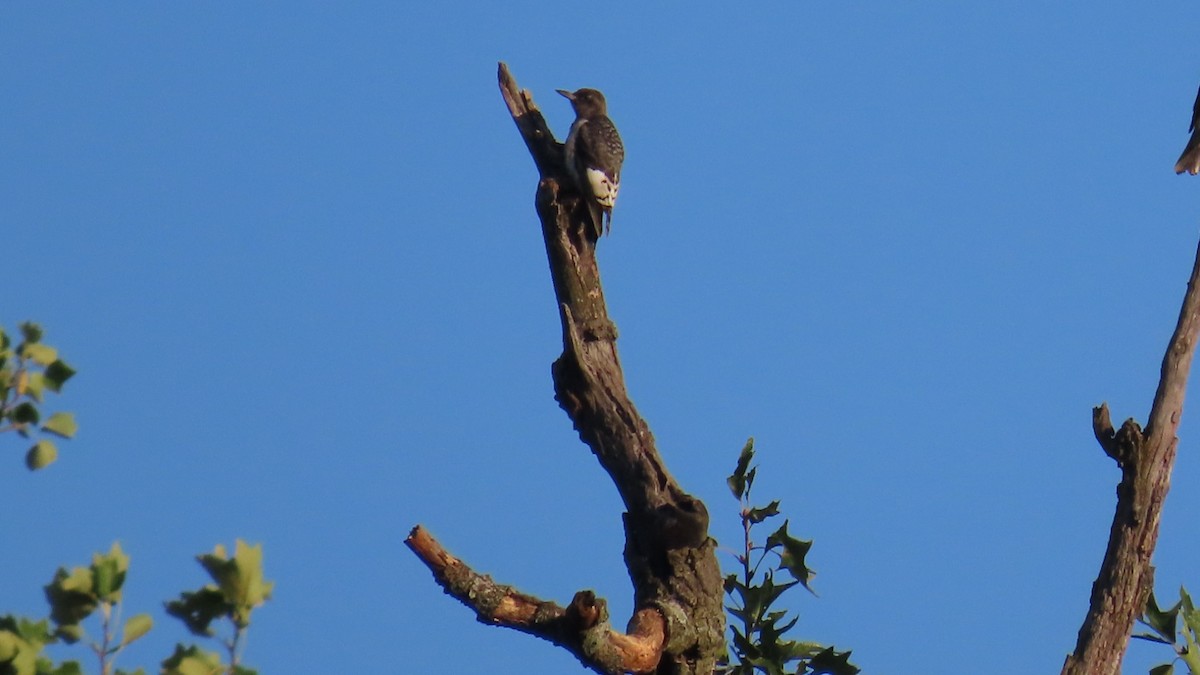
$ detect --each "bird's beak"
[556,89,574,100]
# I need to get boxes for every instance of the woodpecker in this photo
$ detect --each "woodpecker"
[1176,84,1200,175]
[557,87,625,238]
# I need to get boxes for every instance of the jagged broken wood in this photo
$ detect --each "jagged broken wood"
[1061,239,1200,675]
[406,64,726,675]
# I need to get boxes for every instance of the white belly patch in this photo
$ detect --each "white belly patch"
[586,167,619,208]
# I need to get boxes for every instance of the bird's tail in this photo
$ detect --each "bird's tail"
[587,202,605,240]
[1177,145,1200,175]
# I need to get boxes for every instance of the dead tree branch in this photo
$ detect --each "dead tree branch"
[407,64,725,674]
[405,526,665,673]
[1062,239,1200,675]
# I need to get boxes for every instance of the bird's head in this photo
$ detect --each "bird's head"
[557,87,608,117]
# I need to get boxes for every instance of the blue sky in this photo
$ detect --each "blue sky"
[3,3,1200,673]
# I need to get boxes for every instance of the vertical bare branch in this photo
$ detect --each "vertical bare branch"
[407,63,726,675]
[500,60,726,675]
[1062,238,1200,675]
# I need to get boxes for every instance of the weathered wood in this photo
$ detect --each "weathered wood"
[501,60,726,675]
[406,64,725,675]
[1062,239,1200,674]
[405,525,666,674]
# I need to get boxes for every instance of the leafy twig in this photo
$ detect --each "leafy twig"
[721,438,858,675]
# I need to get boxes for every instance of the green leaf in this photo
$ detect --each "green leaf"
[46,662,85,675]
[11,402,39,425]
[1182,620,1200,675]
[24,371,45,402]
[55,624,84,643]
[729,625,757,659]
[757,623,819,671]
[784,639,829,662]
[41,412,77,439]
[58,567,93,594]
[120,614,153,647]
[19,323,43,344]
[91,542,130,602]
[1181,586,1200,641]
[806,646,861,675]
[728,437,755,500]
[772,613,799,636]
[92,562,115,600]
[0,630,20,661]
[1143,590,1181,644]
[42,361,76,393]
[0,631,38,675]
[6,617,53,647]
[1183,652,1200,675]
[165,587,229,637]
[196,540,273,627]
[767,520,815,591]
[723,573,745,596]
[160,644,224,675]
[747,500,781,524]
[738,573,798,626]
[26,440,57,470]
[1148,663,1174,675]
[45,566,97,631]
[19,343,57,367]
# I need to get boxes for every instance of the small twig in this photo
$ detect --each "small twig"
[228,624,246,673]
[740,504,754,639]
[97,601,112,675]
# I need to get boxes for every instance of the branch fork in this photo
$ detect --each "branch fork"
[407,63,726,675]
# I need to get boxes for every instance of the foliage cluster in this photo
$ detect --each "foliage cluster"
[1136,587,1200,675]
[721,438,858,675]
[1,540,272,675]
[0,323,76,470]
[1,323,272,675]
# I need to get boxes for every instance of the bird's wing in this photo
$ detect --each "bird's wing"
[1190,84,1200,134]
[1176,86,1200,174]
[575,117,625,183]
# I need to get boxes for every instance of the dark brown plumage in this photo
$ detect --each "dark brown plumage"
[558,87,625,238]
[1175,85,1200,175]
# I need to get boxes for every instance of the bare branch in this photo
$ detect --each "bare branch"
[498,62,565,177]
[501,63,727,673]
[1062,238,1200,675]
[406,526,665,674]
[406,63,725,674]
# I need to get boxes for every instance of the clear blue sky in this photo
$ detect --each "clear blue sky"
[3,3,1200,673]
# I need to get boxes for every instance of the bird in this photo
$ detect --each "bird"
[557,87,625,238]
[1175,84,1200,175]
